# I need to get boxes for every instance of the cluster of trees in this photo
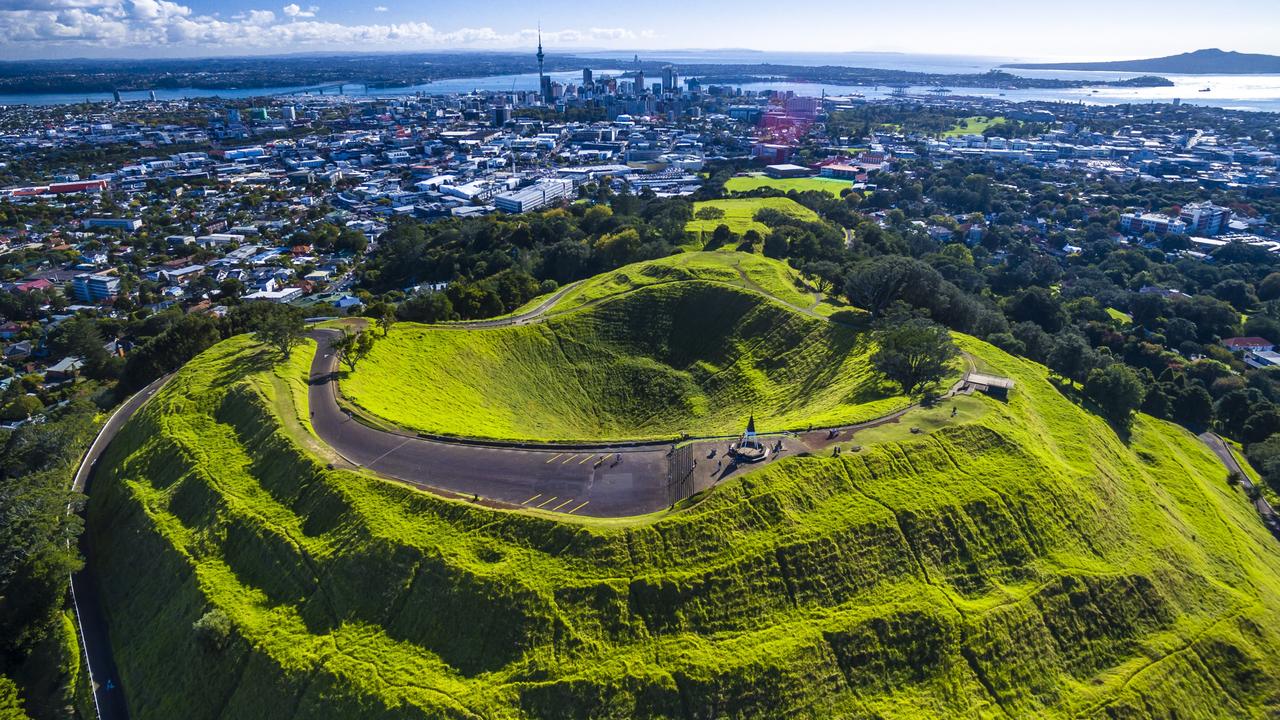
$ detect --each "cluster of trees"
[0,399,99,719]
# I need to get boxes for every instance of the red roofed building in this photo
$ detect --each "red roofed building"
[1223,337,1275,353]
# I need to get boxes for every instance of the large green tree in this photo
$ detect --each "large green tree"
[871,318,958,395]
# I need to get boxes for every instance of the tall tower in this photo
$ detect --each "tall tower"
[536,26,551,103]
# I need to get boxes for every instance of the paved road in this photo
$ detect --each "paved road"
[69,374,171,720]
[1198,431,1280,532]
[310,331,678,516]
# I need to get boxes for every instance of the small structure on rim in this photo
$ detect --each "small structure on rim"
[730,415,770,463]
[965,371,1014,399]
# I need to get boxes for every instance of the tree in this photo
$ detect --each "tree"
[1003,286,1067,333]
[333,328,376,372]
[193,609,234,653]
[871,318,958,395]
[694,205,725,220]
[372,302,397,337]
[398,292,454,323]
[843,256,942,318]
[1047,332,1096,384]
[708,223,734,250]
[251,304,306,360]
[802,260,843,294]
[1084,364,1146,427]
[763,230,789,259]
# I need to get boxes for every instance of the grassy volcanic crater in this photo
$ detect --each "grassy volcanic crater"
[343,280,909,442]
[86,328,1280,719]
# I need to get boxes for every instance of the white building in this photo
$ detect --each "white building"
[494,179,574,214]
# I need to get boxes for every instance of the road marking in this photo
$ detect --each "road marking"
[551,498,574,512]
[522,493,542,505]
[561,454,578,464]
[578,454,593,464]
[545,453,563,464]
[535,496,557,508]
[567,501,589,514]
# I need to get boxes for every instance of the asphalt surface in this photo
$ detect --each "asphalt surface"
[309,331,679,516]
[1198,431,1279,525]
[69,373,171,720]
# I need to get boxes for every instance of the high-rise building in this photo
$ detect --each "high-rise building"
[662,66,678,93]
[634,71,645,96]
[537,27,550,103]
[112,89,122,104]
[582,68,593,88]
[283,105,297,122]
[227,108,241,124]
[493,106,512,126]
[149,90,157,102]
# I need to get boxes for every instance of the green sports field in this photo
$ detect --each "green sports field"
[724,175,856,197]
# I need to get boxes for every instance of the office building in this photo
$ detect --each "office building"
[84,217,142,232]
[71,273,121,302]
[1179,201,1232,236]
[494,179,574,214]
[493,106,512,127]
[635,71,645,95]
[663,66,678,93]
[283,105,297,121]
[1119,212,1187,236]
[582,68,593,88]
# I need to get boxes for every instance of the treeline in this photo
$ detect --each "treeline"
[0,399,100,720]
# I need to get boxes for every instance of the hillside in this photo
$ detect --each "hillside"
[85,293,1280,718]
[343,278,901,442]
[685,196,819,238]
[1004,48,1280,74]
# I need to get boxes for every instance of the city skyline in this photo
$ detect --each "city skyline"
[1,0,1278,62]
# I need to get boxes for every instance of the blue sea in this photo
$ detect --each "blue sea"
[2,51,1278,113]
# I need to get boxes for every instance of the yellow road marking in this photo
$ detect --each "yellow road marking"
[551,498,574,511]
[535,496,557,508]
[567,501,590,514]
[544,453,563,464]
[561,454,577,464]
[578,454,592,464]
[522,493,542,505]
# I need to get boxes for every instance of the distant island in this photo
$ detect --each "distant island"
[1004,48,1280,74]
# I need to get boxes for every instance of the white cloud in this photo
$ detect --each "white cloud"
[372,4,386,11]
[281,3,316,18]
[0,1,644,54]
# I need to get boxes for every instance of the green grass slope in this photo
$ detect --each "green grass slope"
[87,325,1280,720]
[343,279,901,442]
[686,197,819,237]
[548,252,815,315]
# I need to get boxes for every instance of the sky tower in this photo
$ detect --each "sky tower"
[537,26,551,103]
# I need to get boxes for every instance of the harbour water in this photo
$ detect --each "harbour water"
[2,52,1278,112]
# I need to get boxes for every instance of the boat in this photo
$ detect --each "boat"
[1199,87,1211,92]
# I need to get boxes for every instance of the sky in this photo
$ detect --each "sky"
[1,0,1278,62]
